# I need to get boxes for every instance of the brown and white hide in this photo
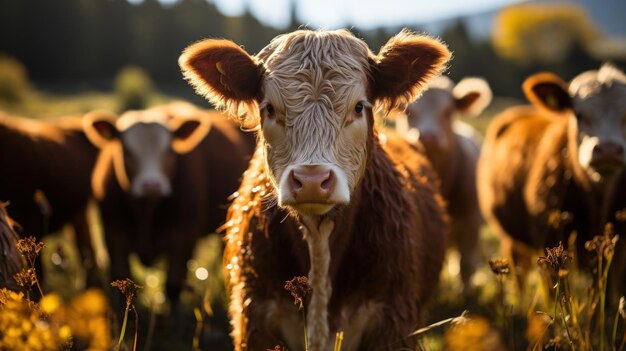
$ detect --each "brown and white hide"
[0,112,99,285]
[180,29,451,350]
[395,76,491,294]
[84,102,255,301]
[478,64,626,297]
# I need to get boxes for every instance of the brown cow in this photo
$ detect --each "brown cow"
[0,202,23,291]
[179,29,451,350]
[395,76,492,294]
[0,112,99,284]
[83,102,255,301]
[478,63,626,296]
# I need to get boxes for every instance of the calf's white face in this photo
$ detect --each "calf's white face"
[121,123,175,197]
[179,29,451,216]
[571,73,626,179]
[396,76,491,154]
[524,64,626,182]
[401,88,455,152]
[83,105,207,198]
[257,33,373,215]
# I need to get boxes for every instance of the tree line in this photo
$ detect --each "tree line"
[0,0,618,98]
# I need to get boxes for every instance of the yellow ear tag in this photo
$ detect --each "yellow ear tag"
[546,94,559,109]
[216,61,226,75]
[216,61,231,90]
[97,126,113,140]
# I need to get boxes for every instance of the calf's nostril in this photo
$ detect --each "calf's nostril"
[289,170,303,191]
[289,167,334,201]
[320,172,333,191]
[141,181,163,197]
[595,142,625,158]
[293,178,303,190]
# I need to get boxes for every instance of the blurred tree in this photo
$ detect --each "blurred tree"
[131,0,163,74]
[173,0,223,50]
[443,20,521,98]
[0,54,31,104]
[361,27,395,54]
[100,0,135,80]
[493,3,600,65]
[4,0,607,101]
[114,65,154,111]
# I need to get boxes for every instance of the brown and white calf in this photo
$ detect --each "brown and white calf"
[83,102,255,301]
[180,29,451,350]
[0,112,99,284]
[478,64,626,296]
[395,76,491,294]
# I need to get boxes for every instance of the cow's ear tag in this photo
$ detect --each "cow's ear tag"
[92,120,117,141]
[546,94,559,110]
[99,127,112,140]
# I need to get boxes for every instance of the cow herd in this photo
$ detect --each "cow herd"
[1,28,625,350]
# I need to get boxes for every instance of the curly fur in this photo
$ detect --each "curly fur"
[222,130,449,350]
[181,28,451,351]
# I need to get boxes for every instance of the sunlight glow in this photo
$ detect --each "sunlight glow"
[195,267,209,281]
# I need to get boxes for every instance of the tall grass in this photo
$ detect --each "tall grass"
[482,226,625,350]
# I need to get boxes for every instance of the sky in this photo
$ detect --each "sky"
[155,0,524,29]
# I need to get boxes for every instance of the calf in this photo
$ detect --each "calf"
[83,102,255,301]
[395,76,491,294]
[0,112,99,284]
[478,64,626,295]
[180,29,450,350]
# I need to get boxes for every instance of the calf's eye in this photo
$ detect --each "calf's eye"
[355,102,364,114]
[265,104,275,118]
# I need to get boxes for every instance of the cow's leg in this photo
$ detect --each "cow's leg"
[358,312,418,351]
[165,229,197,303]
[71,206,101,288]
[454,213,481,297]
[246,332,289,351]
[241,298,301,351]
[506,239,538,306]
[103,221,132,314]
[607,239,626,306]
[104,226,131,281]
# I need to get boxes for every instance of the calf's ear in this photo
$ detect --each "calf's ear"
[179,39,263,128]
[453,77,492,117]
[523,72,572,113]
[170,118,210,154]
[83,111,120,148]
[370,29,451,111]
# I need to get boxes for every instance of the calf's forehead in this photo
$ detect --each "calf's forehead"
[261,30,371,74]
[409,89,454,116]
[573,83,626,120]
[570,65,626,120]
[261,31,372,114]
[121,123,172,154]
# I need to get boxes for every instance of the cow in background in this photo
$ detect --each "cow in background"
[0,202,23,291]
[394,76,492,295]
[180,28,451,350]
[83,102,255,302]
[0,112,99,286]
[478,63,626,297]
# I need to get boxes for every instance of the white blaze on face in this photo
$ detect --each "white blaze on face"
[571,74,626,180]
[121,123,174,197]
[258,33,372,215]
[399,88,454,152]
